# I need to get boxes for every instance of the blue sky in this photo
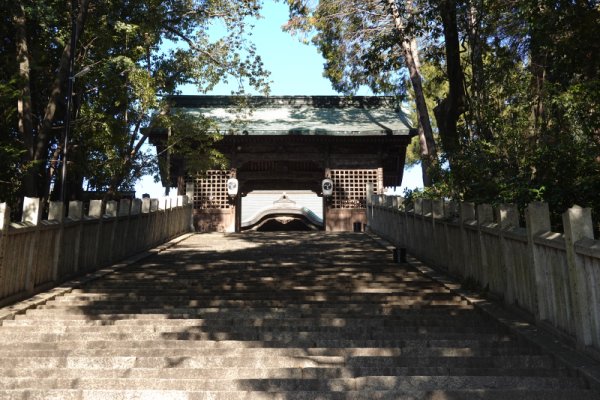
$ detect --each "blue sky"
[135,0,422,197]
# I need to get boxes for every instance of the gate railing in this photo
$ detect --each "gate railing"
[0,196,192,307]
[368,194,600,355]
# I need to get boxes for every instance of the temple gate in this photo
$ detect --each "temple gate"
[149,95,415,232]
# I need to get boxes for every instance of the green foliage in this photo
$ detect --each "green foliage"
[411,0,600,227]
[286,0,600,228]
[2,0,270,205]
[0,57,22,205]
[161,111,229,176]
[286,1,408,96]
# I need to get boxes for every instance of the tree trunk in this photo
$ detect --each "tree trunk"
[19,0,90,198]
[385,0,438,186]
[433,0,467,162]
[14,3,37,196]
[466,0,491,140]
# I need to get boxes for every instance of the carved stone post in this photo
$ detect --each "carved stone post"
[22,197,41,293]
[498,204,520,305]
[477,203,494,288]
[525,201,551,322]
[48,201,65,282]
[105,200,118,266]
[563,205,595,347]
[0,203,11,298]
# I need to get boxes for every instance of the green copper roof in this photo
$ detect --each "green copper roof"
[169,96,415,136]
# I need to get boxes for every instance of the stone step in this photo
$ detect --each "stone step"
[0,325,512,338]
[21,304,476,317]
[24,302,480,313]
[67,286,451,292]
[0,232,593,398]
[31,300,470,309]
[0,344,541,358]
[60,284,451,294]
[66,284,445,293]
[0,366,574,379]
[42,294,463,304]
[0,323,505,335]
[0,338,521,351]
[0,376,585,391]
[0,355,557,369]
[0,331,513,343]
[0,389,597,400]
[2,315,495,328]
[11,311,482,323]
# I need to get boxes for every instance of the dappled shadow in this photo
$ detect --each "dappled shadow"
[1,232,595,397]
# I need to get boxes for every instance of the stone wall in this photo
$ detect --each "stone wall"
[325,208,366,232]
[0,196,192,307]
[193,209,235,232]
[368,195,600,355]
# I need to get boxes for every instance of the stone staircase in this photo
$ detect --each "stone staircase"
[0,232,597,399]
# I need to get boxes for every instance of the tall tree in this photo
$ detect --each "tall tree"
[3,0,270,206]
[428,0,467,161]
[286,0,438,186]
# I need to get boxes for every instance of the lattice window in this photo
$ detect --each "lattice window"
[330,169,382,209]
[190,170,233,209]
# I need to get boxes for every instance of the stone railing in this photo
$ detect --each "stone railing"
[0,196,192,306]
[368,195,600,354]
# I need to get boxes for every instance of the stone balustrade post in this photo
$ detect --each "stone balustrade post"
[105,201,118,217]
[432,199,444,220]
[129,199,143,252]
[498,204,520,305]
[186,182,194,203]
[0,203,10,231]
[385,195,393,207]
[104,201,118,265]
[442,201,457,275]
[131,199,142,215]
[118,199,131,217]
[445,201,459,220]
[563,205,595,347]
[89,200,103,218]
[186,183,196,231]
[88,200,103,268]
[0,203,10,298]
[159,197,169,211]
[140,199,152,247]
[48,202,64,222]
[422,199,433,217]
[68,201,83,220]
[414,198,423,215]
[459,202,476,279]
[117,199,132,258]
[157,198,169,242]
[525,201,551,322]
[22,197,41,225]
[477,204,494,287]
[142,198,151,214]
[430,199,445,266]
[48,201,65,282]
[498,204,519,230]
[68,201,83,273]
[477,204,494,224]
[149,199,160,245]
[22,198,41,293]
